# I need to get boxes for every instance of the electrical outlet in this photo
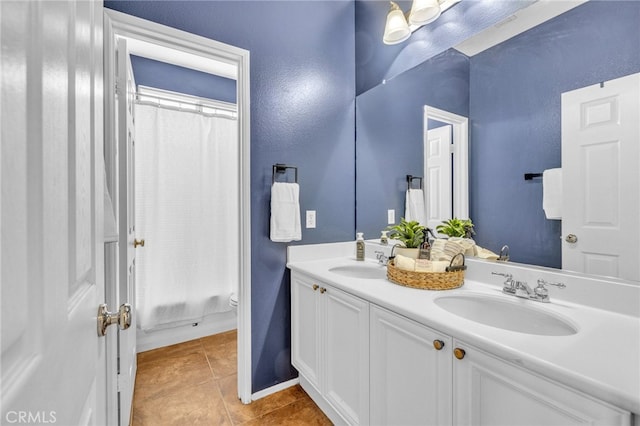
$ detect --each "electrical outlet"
[306,210,316,229]
[387,209,395,224]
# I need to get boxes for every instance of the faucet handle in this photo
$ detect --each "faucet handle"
[492,272,513,279]
[493,272,516,294]
[534,279,565,302]
[536,278,566,289]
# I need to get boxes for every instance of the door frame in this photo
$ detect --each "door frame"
[103,9,253,409]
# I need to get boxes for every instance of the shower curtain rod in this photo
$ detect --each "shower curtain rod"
[135,85,237,120]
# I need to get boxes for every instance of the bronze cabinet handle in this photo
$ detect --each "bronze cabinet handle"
[454,348,466,360]
[433,340,445,350]
[134,239,145,248]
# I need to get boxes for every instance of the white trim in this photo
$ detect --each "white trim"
[424,106,469,220]
[251,377,300,401]
[136,311,237,353]
[103,9,252,406]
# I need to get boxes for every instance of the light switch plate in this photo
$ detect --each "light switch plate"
[387,209,395,224]
[306,210,316,229]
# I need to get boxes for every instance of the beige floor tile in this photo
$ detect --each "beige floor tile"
[200,329,237,347]
[137,338,204,367]
[132,331,329,426]
[238,398,332,426]
[203,339,237,379]
[217,374,307,424]
[134,351,212,401]
[132,380,231,426]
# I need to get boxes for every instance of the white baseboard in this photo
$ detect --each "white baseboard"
[136,311,237,353]
[251,377,300,402]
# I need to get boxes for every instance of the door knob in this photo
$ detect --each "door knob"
[565,234,578,243]
[134,238,145,248]
[97,303,132,336]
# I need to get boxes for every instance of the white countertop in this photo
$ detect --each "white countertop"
[287,242,640,414]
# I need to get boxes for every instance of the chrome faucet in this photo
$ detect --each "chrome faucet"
[492,272,565,303]
[375,250,389,265]
[497,245,510,262]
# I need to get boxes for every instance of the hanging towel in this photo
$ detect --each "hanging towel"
[542,168,563,220]
[270,182,302,242]
[405,188,427,225]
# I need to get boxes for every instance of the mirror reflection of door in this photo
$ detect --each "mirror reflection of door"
[425,121,452,233]
[423,106,469,235]
[561,72,640,281]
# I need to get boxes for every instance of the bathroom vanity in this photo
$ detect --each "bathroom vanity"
[287,242,640,426]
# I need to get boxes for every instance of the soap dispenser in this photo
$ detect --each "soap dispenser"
[356,232,365,261]
[380,230,389,245]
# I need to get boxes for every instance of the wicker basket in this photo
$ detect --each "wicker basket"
[387,260,464,290]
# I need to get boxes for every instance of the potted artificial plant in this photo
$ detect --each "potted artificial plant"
[436,218,475,239]
[387,218,425,259]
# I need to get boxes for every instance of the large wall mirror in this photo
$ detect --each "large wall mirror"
[356,1,640,282]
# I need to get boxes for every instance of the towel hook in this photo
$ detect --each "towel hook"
[406,175,423,190]
[272,164,298,184]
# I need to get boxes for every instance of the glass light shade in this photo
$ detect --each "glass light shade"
[408,0,441,26]
[383,2,411,45]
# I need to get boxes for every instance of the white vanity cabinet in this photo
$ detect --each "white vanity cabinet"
[290,269,632,426]
[370,305,453,426]
[451,340,631,426]
[291,272,370,425]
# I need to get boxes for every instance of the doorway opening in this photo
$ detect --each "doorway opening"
[104,9,252,424]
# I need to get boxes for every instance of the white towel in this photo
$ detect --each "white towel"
[542,168,562,220]
[405,189,426,225]
[270,182,302,242]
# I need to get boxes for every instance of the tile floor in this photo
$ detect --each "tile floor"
[131,330,332,425]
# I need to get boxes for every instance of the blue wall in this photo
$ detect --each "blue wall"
[469,1,640,268]
[354,0,534,95]
[356,48,469,238]
[130,55,237,103]
[106,0,356,392]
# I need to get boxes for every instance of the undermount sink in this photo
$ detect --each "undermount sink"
[434,294,578,336]
[328,264,386,280]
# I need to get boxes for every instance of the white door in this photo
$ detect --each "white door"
[561,73,640,281]
[425,124,453,232]
[116,37,138,425]
[1,1,106,425]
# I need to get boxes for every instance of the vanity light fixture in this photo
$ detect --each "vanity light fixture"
[383,0,461,45]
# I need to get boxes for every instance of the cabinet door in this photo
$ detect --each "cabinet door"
[291,272,322,390]
[324,285,370,425]
[452,340,630,426]
[370,306,453,426]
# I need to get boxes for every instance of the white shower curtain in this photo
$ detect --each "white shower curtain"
[134,104,239,331]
